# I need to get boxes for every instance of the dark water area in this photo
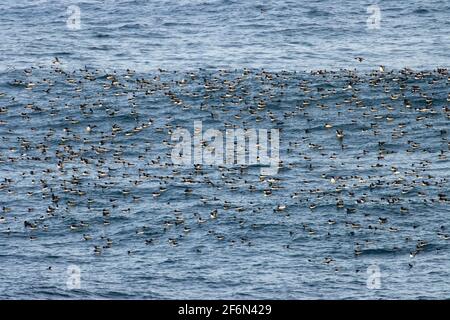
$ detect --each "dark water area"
[0,65,449,299]
[0,0,449,299]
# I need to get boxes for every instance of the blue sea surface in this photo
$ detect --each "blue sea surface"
[0,0,449,299]
[0,0,449,71]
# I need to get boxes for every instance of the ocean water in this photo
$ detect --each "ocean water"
[1,0,449,71]
[0,0,449,300]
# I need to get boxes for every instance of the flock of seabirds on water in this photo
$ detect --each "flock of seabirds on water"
[0,57,449,272]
